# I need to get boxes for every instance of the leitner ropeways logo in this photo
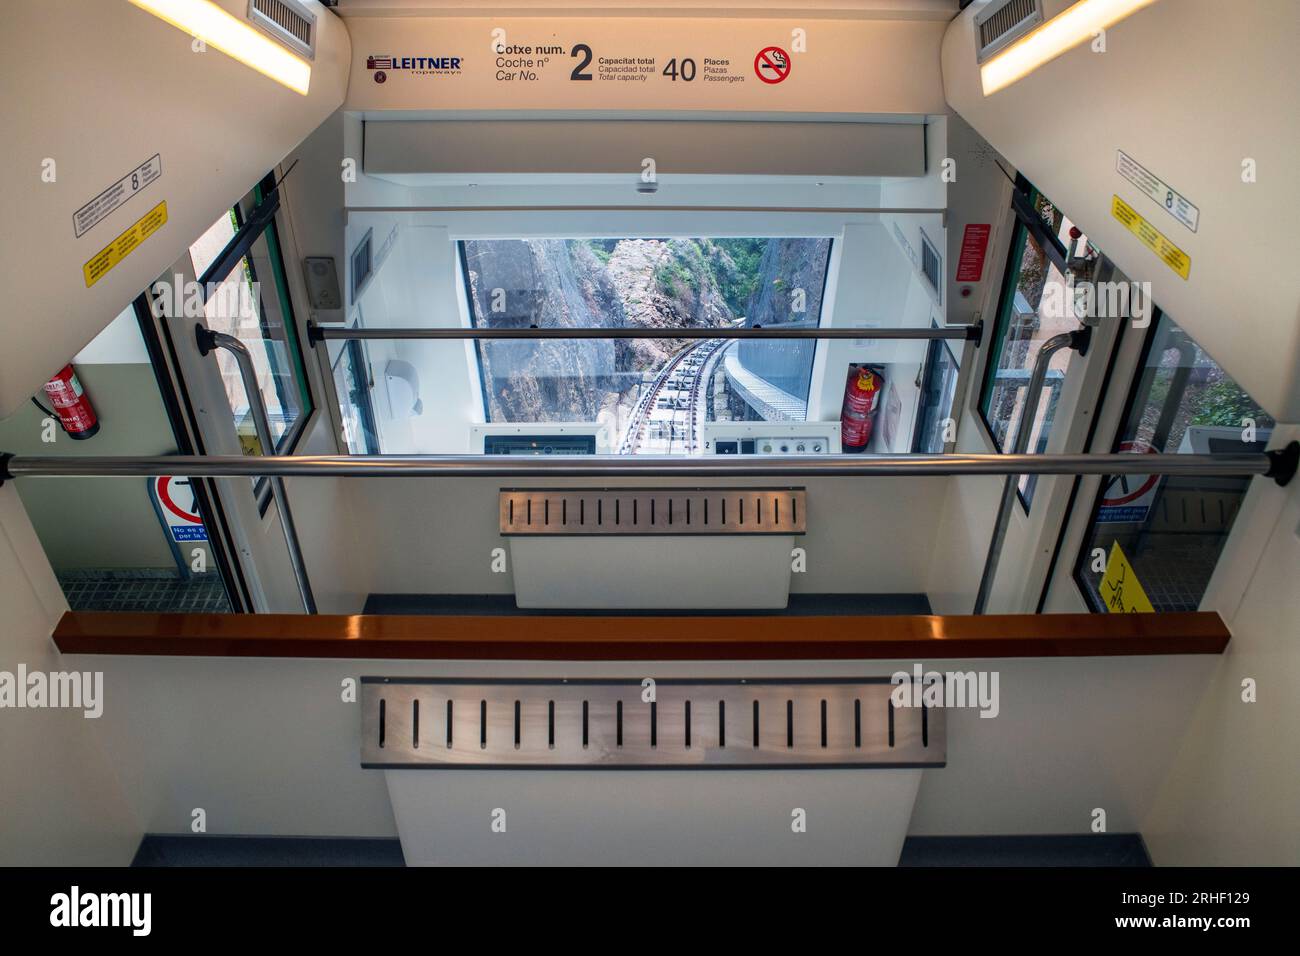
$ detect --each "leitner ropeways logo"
[367,54,463,83]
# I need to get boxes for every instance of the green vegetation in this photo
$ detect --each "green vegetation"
[646,237,770,314]
[1191,378,1273,428]
[712,238,765,315]
[653,239,711,297]
[584,239,615,264]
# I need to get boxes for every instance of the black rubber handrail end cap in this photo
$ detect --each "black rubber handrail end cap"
[1265,440,1299,487]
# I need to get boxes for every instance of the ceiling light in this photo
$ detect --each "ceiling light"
[981,0,1160,96]
[126,0,312,95]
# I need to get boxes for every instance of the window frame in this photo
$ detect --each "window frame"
[131,293,251,612]
[912,327,961,454]
[196,175,314,509]
[456,236,836,430]
[458,240,495,426]
[331,325,382,455]
[1068,310,1266,613]
[978,179,1073,510]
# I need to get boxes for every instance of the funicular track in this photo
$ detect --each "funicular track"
[619,338,726,454]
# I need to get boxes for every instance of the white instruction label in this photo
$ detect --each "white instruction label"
[73,154,162,238]
[1116,150,1199,233]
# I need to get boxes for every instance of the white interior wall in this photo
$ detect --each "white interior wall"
[935,0,1300,864]
[346,475,946,598]
[942,110,1010,329]
[68,647,1230,848]
[351,222,483,453]
[943,0,1300,422]
[281,418,371,616]
[870,280,932,454]
[0,487,140,865]
[1141,424,1300,864]
[0,0,350,418]
[807,221,937,437]
[73,306,151,365]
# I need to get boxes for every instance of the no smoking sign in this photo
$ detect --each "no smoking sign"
[754,46,791,84]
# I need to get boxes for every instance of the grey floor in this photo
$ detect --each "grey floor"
[132,836,406,867]
[132,833,1150,867]
[899,834,1151,867]
[58,568,232,613]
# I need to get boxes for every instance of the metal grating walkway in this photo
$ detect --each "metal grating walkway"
[721,341,807,421]
[57,569,231,613]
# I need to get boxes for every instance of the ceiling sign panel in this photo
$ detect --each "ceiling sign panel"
[344,17,947,113]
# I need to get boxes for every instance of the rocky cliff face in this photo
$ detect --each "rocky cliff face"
[462,238,736,422]
[610,238,735,372]
[460,237,829,423]
[734,238,833,402]
[746,238,833,326]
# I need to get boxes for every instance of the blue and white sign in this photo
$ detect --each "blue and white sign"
[1096,442,1159,524]
[149,476,208,543]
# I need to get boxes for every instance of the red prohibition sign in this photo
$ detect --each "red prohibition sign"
[754,46,791,84]
[157,476,203,524]
[1101,441,1159,506]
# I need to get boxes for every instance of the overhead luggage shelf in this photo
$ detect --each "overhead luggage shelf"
[51,610,1230,660]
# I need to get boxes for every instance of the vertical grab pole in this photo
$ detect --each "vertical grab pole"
[197,326,317,614]
[973,327,1090,614]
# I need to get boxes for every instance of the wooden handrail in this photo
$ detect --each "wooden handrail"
[51,610,1230,660]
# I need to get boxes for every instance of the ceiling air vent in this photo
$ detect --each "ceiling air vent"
[360,678,946,768]
[920,231,943,305]
[248,0,317,61]
[500,488,807,536]
[975,0,1043,64]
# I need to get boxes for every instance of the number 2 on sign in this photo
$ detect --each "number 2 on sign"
[570,44,593,80]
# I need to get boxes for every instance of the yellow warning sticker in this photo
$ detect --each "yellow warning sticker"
[1111,194,1191,280]
[82,201,168,288]
[1100,541,1155,613]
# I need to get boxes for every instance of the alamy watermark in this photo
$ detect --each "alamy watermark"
[50,886,150,936]
[1039,274,1154,327]
[0,666,103,718]
[891,664,1000,719]
[150,274,261,326]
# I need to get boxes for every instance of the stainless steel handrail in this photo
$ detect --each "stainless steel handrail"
[5,440,1293,628]
[3,450,1288,480]
[307,323,980,343]
[196,327,317,615]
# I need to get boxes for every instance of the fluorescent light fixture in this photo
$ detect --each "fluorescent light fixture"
[126,0,311,95]
[981,0,1161,96]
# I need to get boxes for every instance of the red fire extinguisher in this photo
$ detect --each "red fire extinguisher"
[41,364,100,440]
[840,364,883,452]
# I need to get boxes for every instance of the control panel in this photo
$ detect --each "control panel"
[472,423,604,455]
[701,421,842,455]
